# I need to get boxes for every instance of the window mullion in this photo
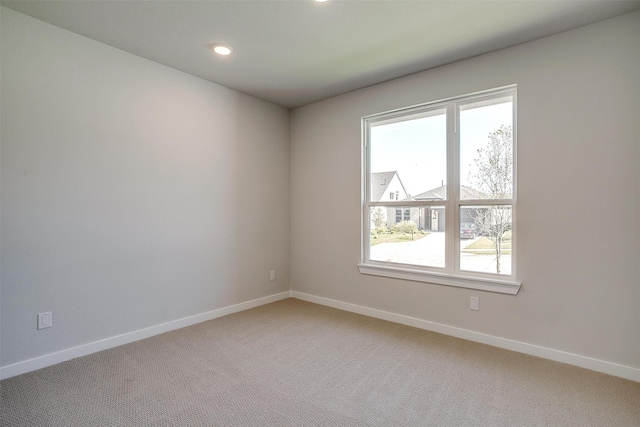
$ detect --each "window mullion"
[446,102,458,274]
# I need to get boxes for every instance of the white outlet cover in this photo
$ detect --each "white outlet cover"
[38,312,52,329]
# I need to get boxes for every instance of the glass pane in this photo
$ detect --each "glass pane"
[369,206,445,268]
[370,109,447,202]
[459,96,513,199]
[459,205,512,275]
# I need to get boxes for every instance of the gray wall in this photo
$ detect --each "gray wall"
[2,7,639,376]
[290,12,640,369]
[1,9,290,366]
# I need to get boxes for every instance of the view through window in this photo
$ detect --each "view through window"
[362,87,516,283]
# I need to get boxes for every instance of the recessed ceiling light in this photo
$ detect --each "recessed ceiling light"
[211,44,233,56]
[314,0,329,3]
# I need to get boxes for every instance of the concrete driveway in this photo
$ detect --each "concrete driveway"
[370,231,511,275]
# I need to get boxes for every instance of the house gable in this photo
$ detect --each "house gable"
[370,171,409,202]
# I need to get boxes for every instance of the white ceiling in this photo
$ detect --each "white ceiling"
[3,0,639,108]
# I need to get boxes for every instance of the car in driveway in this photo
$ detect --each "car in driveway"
[460,223,477,239]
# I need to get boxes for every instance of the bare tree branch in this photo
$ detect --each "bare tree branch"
[469,125,513,273]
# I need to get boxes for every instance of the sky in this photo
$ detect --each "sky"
[370,100,512,197]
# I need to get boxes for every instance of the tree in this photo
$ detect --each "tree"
[469,125,513,274]
[372,207,386,229]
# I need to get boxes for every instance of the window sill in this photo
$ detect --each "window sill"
[357,263,521,295]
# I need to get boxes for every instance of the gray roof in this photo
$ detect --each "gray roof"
[413,185,484,201]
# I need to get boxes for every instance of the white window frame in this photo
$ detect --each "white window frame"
[358,86,521,295]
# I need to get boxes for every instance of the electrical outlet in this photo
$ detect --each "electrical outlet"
[469,297,479,311]
[37,312,52,329]
[269,270,276,281]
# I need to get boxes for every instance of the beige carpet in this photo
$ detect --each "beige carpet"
[1,298,639,426]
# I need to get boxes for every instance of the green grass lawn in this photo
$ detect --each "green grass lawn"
[370,232,428,246]
[462,236,511,254]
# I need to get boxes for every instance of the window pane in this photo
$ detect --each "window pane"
[459,205,512,275]
[370,109,446,202]
[369,206,445,268]
[459,97,513,199]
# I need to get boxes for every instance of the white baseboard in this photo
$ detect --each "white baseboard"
[0,291,291,380]
[4,290,638,383]
[291,291,640,383]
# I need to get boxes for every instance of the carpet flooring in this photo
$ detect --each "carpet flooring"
[1,298,639,426]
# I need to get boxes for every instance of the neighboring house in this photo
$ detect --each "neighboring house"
[412,185,483,231]
[370,178,490,232]
[370,171,417,229]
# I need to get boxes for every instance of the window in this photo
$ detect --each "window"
[394,208,411,222]
[359,87,520,294]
